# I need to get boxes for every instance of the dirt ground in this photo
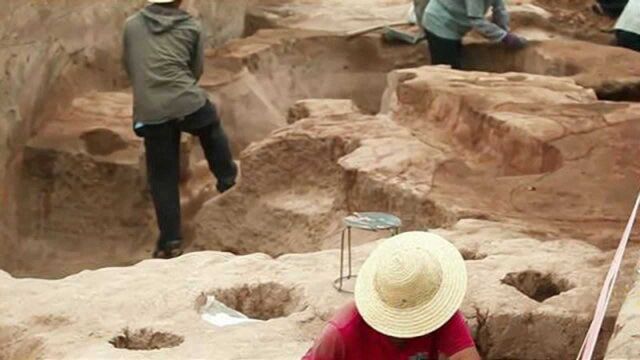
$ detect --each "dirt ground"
[533,0,617,43]
[0,0,639,359]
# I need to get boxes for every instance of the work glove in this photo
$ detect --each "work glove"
[502,33,528,49]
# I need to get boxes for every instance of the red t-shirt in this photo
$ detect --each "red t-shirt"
[302,302,475,360]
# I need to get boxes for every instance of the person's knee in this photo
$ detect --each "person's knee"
[187,124,210,140]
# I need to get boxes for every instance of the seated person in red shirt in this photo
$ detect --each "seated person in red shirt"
[303,232,480,360]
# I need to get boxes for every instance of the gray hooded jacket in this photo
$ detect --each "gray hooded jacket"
[123,4,207,125]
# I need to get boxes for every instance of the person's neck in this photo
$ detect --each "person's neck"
[389,337,408,348]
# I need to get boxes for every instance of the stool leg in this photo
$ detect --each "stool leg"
[339,228,346,290]
[347,227,352,278]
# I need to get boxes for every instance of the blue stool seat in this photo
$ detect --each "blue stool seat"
[344,212,402,231]
[334,212,402,293]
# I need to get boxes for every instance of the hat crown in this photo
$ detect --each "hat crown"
[373,247,442,309]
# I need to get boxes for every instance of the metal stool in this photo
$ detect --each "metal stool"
[334,212,402,293]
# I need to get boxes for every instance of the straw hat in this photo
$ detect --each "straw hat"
[148,0,175,3]
[354,231,467,338]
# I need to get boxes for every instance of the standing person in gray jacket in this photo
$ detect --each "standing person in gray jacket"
[123,0,237,259]
[421,0,528,69]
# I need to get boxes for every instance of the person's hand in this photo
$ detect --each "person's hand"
[502,33,528,49]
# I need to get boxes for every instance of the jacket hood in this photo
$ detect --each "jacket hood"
[141,4,192,34]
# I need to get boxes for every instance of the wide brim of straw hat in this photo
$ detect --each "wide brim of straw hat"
[355,232,467,338]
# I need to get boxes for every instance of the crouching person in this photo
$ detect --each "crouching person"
[302,232,480,360]
[422,0,527,69]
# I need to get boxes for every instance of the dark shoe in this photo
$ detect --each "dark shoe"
[152,248,184,259]
[216,162,238,193]
[153,240,184,259]
[216,179,236,194]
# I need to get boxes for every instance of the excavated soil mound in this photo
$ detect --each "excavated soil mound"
[195,67,640,256]
[532,0,616,43]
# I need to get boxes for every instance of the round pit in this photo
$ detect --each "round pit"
[109,328,184,351]
[502,270,573,303]
[209,283,304,321]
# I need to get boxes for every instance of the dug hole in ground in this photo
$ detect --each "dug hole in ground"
[1,0,640,359]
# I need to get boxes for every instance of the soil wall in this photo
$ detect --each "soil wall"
[0,0,247,260]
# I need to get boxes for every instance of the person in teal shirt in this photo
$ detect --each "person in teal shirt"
[421,0,527,69]
[615,0,640,52]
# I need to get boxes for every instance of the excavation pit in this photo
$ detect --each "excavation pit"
[202,30,428,155]
[460,248,488,261]
[9,24,640,279]
[210,283,304,321]
[109,328,184,351]
[4,31,430,278]
[502,270,573,302]
[80,128,129,156]
[463,39,640,101]
[2,3,640,357]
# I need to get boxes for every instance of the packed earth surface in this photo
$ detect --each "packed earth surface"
[1,0,640,359]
